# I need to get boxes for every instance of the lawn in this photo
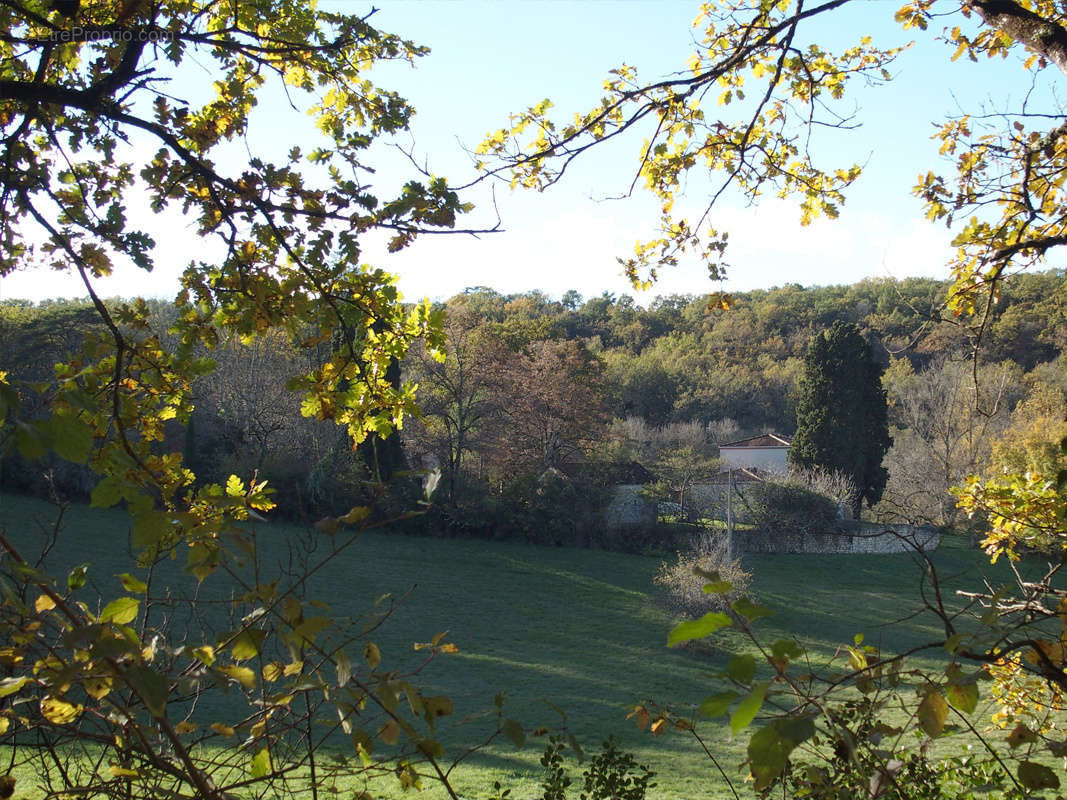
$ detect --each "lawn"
[0,492,1031,799]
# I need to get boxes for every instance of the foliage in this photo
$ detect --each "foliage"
[0,0,486,796]
[736,476,840,534]
[987,375,1067,480]
[578,736,656,800]
[790,321,892,517]
[523,736,655,800]
[654,568,1045,798]
[879,357,1018,526]
[490,340,608,475]
[404,309,507,505]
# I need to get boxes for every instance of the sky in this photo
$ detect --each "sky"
[1,0,1057,306]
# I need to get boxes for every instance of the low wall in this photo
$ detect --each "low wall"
[738,523,940,555]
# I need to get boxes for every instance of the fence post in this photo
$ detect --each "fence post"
[726,468,735,559]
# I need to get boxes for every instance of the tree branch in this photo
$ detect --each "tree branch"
[970,0,1067,74]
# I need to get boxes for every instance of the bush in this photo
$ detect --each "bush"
[737,478,839,533]
[489,736,655,800]
[654,533,752,617]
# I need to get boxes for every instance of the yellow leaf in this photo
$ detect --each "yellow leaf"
[174,721,197,734]
[220,665,256,689]
[283,660,304,677]
[40,696,82,725]
[34,595,55,613]
[210,722,235,736]
[225,475,245,497]
[85,677,112,700]
[262,663,283,682]
[108,766,140,778]
[339,506,370,525]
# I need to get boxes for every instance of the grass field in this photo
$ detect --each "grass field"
[0,492,1033,798]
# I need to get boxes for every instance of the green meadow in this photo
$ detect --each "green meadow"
[0,493,1028,798]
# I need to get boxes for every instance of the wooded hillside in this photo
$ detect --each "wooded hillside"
[4,269,1065,540]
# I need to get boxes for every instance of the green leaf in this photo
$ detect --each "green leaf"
[125,665,169,717]
[118,573,147,593]
[776,716,816,745]
[90,477,123,508]
[49,413,93,464]
[132,512,170,549]
[771,639,804,661]
[946,681,978,714]
[917,690,948,737]
[747,718,813,793]
[1018,761,1060,791]
[746,721,802,789]
[250,747,271,778]
[67,564,88,591]
[100,597,139,625]
[667,611,732,646]
[702,579,733,594]
[747,725,790,791]
[730,681,769,734]
[698,690,740,718]
[500,718,525,749]
[15,420,49,460]
[695,568,732,594]
[230,629,265,661]
[731,597,773,622]
[727,653,756,685]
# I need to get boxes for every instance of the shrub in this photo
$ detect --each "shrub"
[491,736,656,800]
[737,478,839,533]
[788,465,858,516]
[654,533,752,617]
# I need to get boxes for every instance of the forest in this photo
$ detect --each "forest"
[4,268,1066,545]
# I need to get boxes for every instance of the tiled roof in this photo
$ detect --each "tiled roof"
[719,433,792,449]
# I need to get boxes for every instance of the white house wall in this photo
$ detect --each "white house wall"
[720,447,789,471]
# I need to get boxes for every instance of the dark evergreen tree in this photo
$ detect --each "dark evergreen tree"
[789,321,892,518]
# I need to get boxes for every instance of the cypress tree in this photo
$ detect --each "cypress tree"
[789,321,892,518]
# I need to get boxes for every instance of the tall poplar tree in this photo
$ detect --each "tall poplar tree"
[789,321,891,518]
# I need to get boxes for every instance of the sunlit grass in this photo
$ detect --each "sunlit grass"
[0,493,1032,798]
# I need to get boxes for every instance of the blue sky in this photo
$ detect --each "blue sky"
[1,0,1055,305]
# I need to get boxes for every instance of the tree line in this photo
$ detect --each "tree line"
[4,269,1066,541]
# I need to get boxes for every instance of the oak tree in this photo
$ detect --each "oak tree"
[0,2,489,797]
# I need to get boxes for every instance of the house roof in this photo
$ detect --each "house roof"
[719,433,792,449]
[704,467,765,484]
[561,460,655,486]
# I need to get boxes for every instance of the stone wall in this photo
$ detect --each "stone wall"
[738,522,940,555]
[604,484,657,529]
